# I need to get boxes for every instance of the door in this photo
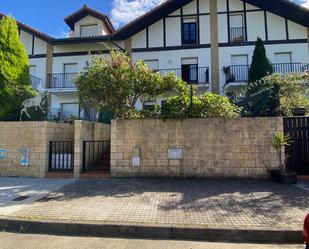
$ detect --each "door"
[181,58,198,84]
[63,63,77,87]
[231,55,249,82]
[274,53,292,73]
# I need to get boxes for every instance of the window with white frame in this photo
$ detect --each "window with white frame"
[61,103,79,120]
[181,58,198,84]
[144,60,159,72]
[80,24,98,37]
[274,52,292,73]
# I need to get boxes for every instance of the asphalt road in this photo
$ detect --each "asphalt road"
[0,232,305,249]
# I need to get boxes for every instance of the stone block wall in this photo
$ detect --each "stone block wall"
[111,118,283,178]
[0,121,74,177]
[74,121,111,177]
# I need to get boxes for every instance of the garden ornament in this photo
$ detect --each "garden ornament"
[20,86,47,121]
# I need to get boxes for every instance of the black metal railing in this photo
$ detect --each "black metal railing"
[82,140,110,172]
[158,67,210,85]
[225,63,309,84]
[30,75,41,89]
[273,63,308,74]
[47,73,78,89]
[225,65,250,83]
[49,141,74,171]
[230,27,246,43]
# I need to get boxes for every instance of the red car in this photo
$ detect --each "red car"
[305,213,309,249]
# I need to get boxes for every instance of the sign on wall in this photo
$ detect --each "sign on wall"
[20,147,29,167]
[168,148,183,160]
[132,147,141,167]
[0,148,7,159]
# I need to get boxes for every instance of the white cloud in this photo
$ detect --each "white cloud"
[301,0,309,8]
[111,0,165,28]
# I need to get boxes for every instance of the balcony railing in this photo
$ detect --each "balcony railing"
[225,63,309,84]
[230,27,246,43]
[158,67,210,85]
[30,75,42,89]
[47,73,78,89]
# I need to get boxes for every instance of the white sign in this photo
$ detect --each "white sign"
[132,157,141,167]
[168,148,183,160]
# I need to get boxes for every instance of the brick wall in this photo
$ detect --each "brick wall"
[111,118,283,178]
[74,121,111,177]
[0,121,74,177]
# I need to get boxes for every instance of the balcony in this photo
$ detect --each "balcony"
[47,73,78,89]
[229,27,246,43]
[158,67,210,85]
[30,75,42,90]
[225,62,309,84]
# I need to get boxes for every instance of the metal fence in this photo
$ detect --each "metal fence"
[47,73,78,89]
[48,141,74,171]
[82,140,111,172]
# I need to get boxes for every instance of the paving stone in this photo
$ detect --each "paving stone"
[3,178,309,230]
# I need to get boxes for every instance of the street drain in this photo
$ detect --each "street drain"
[12,196,30,201]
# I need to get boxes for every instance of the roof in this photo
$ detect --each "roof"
[64,5,115,33]
[113,0,309,40]
[1,0,309,44]
[0,13,52,42]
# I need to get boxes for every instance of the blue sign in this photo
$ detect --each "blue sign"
[0,149,6,159]
[20,147,29,167]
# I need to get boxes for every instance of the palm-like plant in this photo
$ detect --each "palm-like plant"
[272,132,291,173]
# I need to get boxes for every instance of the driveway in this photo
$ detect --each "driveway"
[0,177,75,215]
[4,178,309,231]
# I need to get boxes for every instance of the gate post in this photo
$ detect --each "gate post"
[73,120,83,178]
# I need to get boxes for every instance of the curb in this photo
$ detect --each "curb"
[0,218,303,243]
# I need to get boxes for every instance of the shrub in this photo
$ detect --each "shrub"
[161,92,241,119]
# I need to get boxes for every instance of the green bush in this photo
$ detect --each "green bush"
[161,92,241,119]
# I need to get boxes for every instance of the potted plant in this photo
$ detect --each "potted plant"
[270,132,297,184]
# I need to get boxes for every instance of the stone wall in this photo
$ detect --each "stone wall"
[0,122,74,177]
[74,121,111,177]
[111,118,283,178]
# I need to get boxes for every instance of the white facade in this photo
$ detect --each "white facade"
[13,0,309,119]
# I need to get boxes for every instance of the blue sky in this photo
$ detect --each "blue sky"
[0,0,308,38]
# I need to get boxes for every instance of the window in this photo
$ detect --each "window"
[274,52,292,64]
[229,55,249,82]
[80,24,98,37]
[61,103,79,120]
[231,55,248,66]
[274,52,292,73]
[182,19,197,44]
[63,63,78,87]
[181,58,198,84]
[29,65,36,76]
[144,60,159,72]
[229,14,245,43]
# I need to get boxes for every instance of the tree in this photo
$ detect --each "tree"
[248,38,273,83]
[0,16,36,121]
[76,50,188,119]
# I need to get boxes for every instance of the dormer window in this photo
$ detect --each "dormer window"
[80,24,98,37]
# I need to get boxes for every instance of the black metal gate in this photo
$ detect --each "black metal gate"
[284,117,309,175]
[82,140,110,172]
[49,141,74,171]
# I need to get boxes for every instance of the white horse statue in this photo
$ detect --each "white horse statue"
[20,86,47,121]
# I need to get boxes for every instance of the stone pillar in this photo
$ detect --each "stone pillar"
[45,43,53,107]
[209,0,220,95]
[73,121,82,178]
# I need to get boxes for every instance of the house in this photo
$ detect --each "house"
[1,0,309,120]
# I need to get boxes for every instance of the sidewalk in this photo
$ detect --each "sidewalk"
[1,178,308,242]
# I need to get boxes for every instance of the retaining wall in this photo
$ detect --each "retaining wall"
[111,118,283,178]
[0,121,74,177]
